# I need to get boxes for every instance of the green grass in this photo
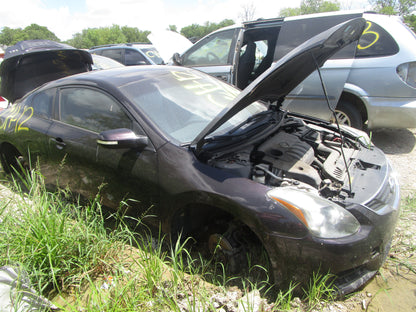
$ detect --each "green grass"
[0,167,344,311]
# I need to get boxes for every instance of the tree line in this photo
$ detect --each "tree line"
[0,0,415,49]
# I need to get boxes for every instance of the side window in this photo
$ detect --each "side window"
[101,49,123,63]
[356,21,399,58]
[30,89,55,119]
[125,49,148,65]
[182,29,236,66]
[59,88,132,133]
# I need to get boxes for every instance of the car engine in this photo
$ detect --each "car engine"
[208,117,361,202]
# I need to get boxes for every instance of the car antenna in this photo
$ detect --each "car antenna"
[311,52,353,195]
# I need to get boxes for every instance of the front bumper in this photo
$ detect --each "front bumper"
[263,167,400,295]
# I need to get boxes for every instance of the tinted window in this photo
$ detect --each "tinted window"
[101,49,123,63]
[182,29,237,66]
[125,49,148,65]
[59,88,132,133]
[31,89,55,119]
[356,21,399,58]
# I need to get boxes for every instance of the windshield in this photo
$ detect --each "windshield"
[138,47,165,65]
[120,69,266,143]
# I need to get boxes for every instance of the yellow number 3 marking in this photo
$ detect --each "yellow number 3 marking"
[358,21,379,50]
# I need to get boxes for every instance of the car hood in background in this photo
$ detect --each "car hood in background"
[148,30,193,63]
[192,18,366,151]
[0,40,93,102]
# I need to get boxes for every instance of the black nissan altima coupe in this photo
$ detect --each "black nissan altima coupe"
[0,19,400,295]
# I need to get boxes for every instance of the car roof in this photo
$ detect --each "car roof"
[40,65,187,89]
[90,43,155,51]
[194,10,370,39]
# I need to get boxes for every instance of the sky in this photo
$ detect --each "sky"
[0,0,372,41]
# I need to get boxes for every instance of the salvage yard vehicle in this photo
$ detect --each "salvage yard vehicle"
[0,39,92,103]
[89,43,164,66]
[0,19,400,295]
[172,11,416,130]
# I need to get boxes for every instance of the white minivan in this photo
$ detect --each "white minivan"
[173,11,416,129]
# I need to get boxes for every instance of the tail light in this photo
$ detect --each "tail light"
[397,62,416,88]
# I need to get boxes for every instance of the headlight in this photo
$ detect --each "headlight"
[267,188,360,239]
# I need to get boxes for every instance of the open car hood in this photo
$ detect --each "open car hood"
[192,18,366,151]
[0,40,92,102]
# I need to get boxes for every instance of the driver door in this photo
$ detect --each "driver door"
[181,28,241,83]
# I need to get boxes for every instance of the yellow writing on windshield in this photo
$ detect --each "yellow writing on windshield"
[170,70,237,108]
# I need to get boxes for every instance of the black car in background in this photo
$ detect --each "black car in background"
[0,19,400,295]
[0,40,92,103]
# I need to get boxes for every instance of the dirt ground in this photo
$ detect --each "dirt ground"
[372,128,416,196]
[340,128,416,312]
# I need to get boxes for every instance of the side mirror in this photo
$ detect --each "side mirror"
[172,53,182,65]
[97,128,148,150]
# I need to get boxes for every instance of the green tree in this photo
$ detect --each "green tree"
[370,0,416,32]
[0,24,59,46]
[121,26,150,43]
[279,7,302,17]
[370,0,416,15]
[67,25,150,49]
[168,25,178,32]
[23,24,59,42]
[280,0,340,17]
[180,19,235,41]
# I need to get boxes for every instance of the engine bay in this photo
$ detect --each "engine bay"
[207,115,365,203]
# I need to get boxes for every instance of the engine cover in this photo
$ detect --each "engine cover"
[257,132,321,187]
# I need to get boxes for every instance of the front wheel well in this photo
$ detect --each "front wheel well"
[170,204,235,239]
[170,203,273,282]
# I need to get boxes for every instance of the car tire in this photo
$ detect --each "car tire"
[0,145,23,175]
[331,100,363,129]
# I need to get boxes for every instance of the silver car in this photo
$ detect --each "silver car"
[173,11,416,130]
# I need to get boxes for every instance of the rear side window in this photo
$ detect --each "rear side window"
[30,89,55,119]
[356,21,399,58]
[275,13,362,60]
[59,88,132,133]
[100,49,124,63]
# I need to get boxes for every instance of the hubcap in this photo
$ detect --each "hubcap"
[330,110,351,126]
[208,233,233,254]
